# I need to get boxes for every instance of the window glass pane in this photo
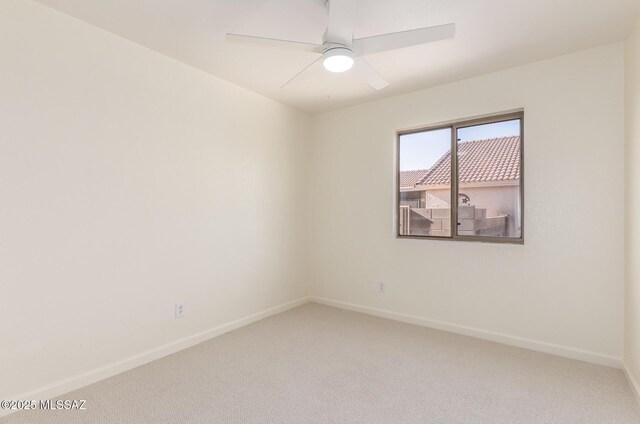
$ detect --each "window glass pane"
[455,119,522,238]
[398,128,452,237]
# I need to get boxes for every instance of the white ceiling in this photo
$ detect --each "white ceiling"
[35,0,640,113]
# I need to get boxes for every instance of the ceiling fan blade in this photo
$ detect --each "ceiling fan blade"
[325,0,357,46]
[226,33,324,54]
[352,23,455,56]
[281,56,323,89]
[353,58,389,91]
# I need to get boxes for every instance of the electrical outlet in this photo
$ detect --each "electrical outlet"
[175,302,185,319]
[376,282,386,294]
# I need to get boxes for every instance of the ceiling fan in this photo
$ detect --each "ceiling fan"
[226,0,455,90]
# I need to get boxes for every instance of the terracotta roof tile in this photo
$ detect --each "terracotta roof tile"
[417,136,520,185]
[399,168,429,188]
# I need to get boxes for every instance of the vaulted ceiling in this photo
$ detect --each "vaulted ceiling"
[35,0,640,113]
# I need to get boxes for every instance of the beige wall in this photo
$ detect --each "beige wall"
[0,0,309,401]
[310,43,625,363]
[427,185,520,235]
[625,13,640,398]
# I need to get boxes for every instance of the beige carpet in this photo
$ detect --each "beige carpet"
[2,303,639,423]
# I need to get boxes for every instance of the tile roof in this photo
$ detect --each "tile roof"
[399,169,429,189]
[417,136,520,185]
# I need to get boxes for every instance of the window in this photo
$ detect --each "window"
[397,112,523,243]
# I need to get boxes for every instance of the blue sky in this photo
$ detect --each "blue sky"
[399,119,520,171]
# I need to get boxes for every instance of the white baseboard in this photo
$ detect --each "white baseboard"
[4,295,628,419]
[309,296,622,369]
[1,296,310,418]
[623,362,640,407]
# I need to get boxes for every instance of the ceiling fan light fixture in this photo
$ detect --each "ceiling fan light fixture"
[322,47,354,73]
